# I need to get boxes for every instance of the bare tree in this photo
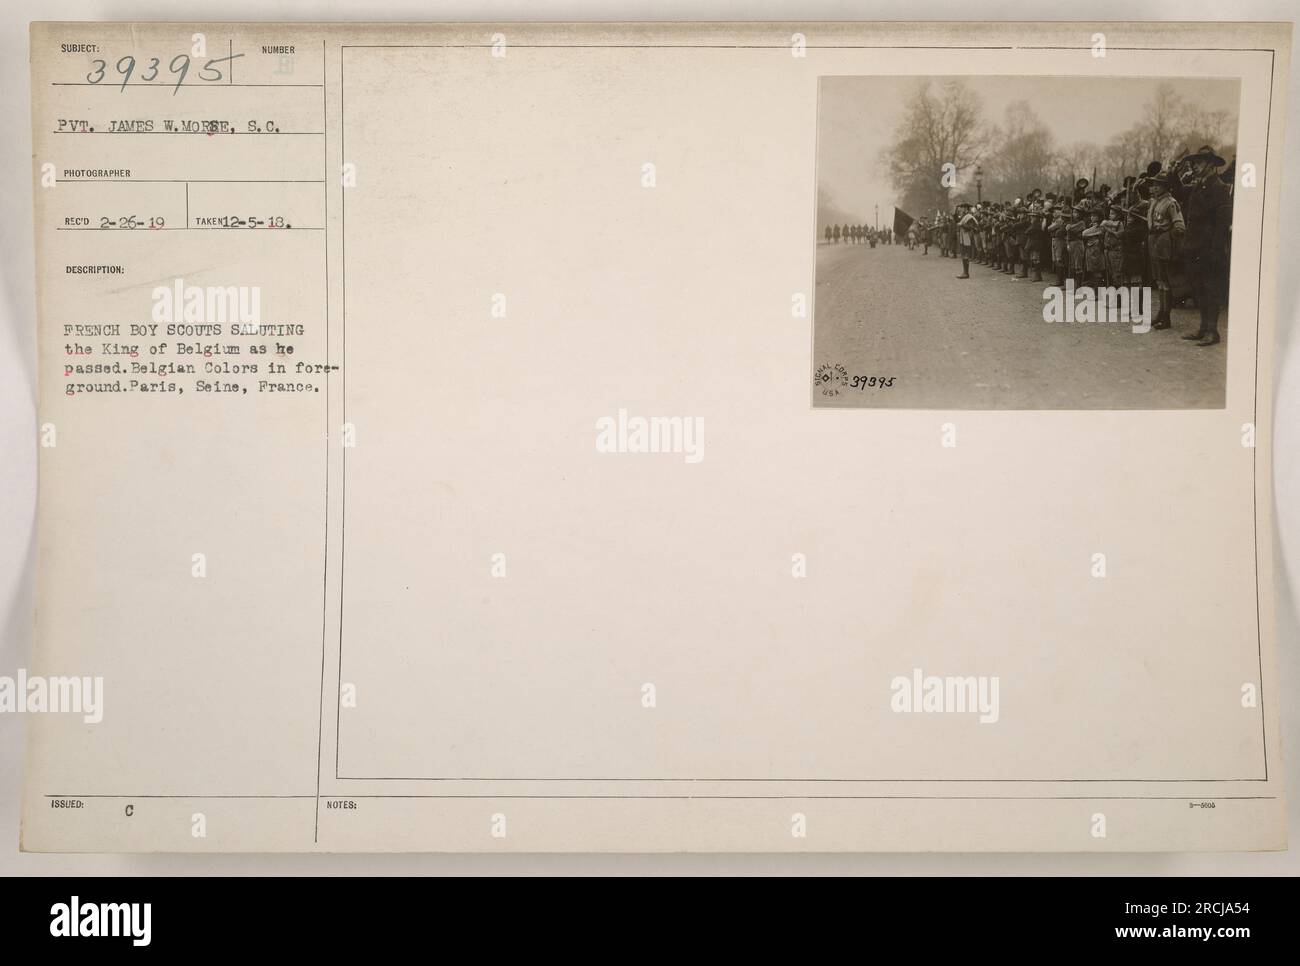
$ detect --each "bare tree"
[1049,141,1102,195]
[881,79,988,215]
[1099,128,1146,188]
[984,101,1056,199]
[879,80,1237,210]
[1177,104,1234,157]
[1142,82,1186,162]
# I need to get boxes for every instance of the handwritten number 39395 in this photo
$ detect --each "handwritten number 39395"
[86,53,245,94]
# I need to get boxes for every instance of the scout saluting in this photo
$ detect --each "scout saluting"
[1171,144,1233,347]
[1048,204,1068,286]
[1082,208,1106,287]
[1066,203,1088,283]
[955,202,979,279]
[1120,201,1148,287]
[1101,205,1125,286]
[1025,201,1046,282]
[1145,172,1186,330]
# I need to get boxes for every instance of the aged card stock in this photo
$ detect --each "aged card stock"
[23,21,1289,851]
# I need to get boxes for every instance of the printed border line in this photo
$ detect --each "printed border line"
[1252,51,1275,781]
[339,45,1278,52]
[335,43,347,784]
[50,82,325,87]
[45,793,1281,801]
[334,776,1269,783]
[314,39,331,845]
[330,42,1275,789]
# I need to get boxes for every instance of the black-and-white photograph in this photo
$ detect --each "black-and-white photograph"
[813,75,1240,409]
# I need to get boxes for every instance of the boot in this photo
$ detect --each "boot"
[1197,301,1221,345]
[1033,267,1043,282]
[1151,289,1171,330]
[957,258,970,279]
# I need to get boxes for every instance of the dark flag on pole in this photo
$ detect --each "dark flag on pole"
[893,207,914,237]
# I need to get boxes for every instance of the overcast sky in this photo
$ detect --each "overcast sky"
[817,75,1241,224]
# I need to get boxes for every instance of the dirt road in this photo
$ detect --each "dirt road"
[812,242,1228,409]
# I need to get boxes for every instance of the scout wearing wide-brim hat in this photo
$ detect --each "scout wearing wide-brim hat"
[1147,171,1174,188]
[1185,144,1227,167]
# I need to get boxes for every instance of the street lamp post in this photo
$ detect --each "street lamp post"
[975,165,984,204]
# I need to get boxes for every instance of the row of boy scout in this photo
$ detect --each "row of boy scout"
[904,145,1233,347]
[824,224,893,246]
